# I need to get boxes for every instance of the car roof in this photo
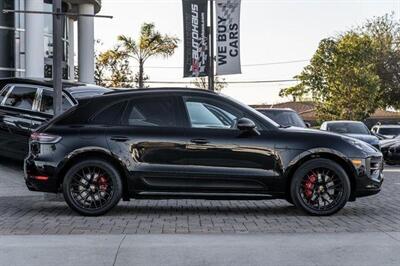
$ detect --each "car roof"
[256,108,295,112]
[324,120,364,124]
[102,87,218,98]
[0,77,86,89]
[65,86,112,93]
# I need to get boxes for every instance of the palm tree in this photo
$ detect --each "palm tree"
[118,23,179,88]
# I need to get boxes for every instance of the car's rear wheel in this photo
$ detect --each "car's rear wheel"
[290,159,350,216]
[62,159,122,216]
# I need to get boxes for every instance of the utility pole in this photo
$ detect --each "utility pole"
[52,0,63,116]
[208,0,215,91]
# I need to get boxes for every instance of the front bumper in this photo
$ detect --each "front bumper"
[353,156,384,198]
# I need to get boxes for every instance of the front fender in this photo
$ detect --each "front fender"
[286,147,354,171]
[282,147,358,193]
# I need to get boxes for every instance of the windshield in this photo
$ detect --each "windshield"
[327,123,370,135]
[220,93,280,128]
[259,110,306,128]
[379,127,400,136]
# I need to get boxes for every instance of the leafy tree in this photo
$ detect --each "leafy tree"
[361,14,400,108]
[280,14,400,121]
[192,76,228,92]
[117,23,179,88]
[95,40,134,88]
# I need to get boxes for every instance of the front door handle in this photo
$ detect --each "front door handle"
[110,136,129,142]
[190,138,209,145]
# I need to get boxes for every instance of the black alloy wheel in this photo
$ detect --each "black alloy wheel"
[63,159,123,216]
[290,159,350,216]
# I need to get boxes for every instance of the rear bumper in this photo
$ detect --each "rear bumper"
[24,156,59,193]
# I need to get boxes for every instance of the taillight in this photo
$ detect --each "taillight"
[30,132,62,144]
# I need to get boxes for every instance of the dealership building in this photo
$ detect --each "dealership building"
[0,0,101,83]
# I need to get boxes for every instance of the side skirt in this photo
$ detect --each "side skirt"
[130,191,284,200]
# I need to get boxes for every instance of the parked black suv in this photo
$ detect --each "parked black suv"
[25,88,383,216]
[0,78,111,160]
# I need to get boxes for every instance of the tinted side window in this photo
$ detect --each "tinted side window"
[40,90,73,115]
[92,101,127,125]
[123,96,180,127]
[4,86,37,111]
[185,101,237,129]
[184,97,247,129]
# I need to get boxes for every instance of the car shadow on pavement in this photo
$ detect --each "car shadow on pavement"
[15,199,312,217]
[0,156,23,171]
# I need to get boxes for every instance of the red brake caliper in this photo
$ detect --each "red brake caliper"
[304,172,317,199]
[98,176,108,192]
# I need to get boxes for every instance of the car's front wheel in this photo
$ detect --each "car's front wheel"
[62,159,123,216]
[290,158,351,216]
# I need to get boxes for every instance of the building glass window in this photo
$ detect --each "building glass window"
[0,0,15,27]
[0,0,73,79]
[0,0,16,77]
[43,1,70,79]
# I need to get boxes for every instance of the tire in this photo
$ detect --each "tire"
[290,158,351,216]
[62,159,123,216]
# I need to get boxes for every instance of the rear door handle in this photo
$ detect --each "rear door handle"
[190,138,209,145]
[110,136,129,142]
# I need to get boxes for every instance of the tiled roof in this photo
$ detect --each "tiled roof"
[252,101,400,120]
[371,109,400,118]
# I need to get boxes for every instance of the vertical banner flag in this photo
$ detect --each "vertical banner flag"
[182,0,209,77]
[216,0,241,75]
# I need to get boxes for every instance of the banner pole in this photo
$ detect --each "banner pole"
[208,0,215,91]
[53,0,63,116]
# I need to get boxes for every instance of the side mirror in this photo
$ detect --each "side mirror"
[305,122,311,128]
[237,118,256,132]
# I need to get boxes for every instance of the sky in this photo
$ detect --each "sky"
[94,0,400,105]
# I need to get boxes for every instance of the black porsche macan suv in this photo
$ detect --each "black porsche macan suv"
[24,88,383,216]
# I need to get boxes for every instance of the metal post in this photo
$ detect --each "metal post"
[208,0,215,91]
[53,0,63,116]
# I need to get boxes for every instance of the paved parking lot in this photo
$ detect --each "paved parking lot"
[1,157,400,235]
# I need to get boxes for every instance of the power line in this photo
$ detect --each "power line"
[144,79,298,84]
[102,79,298,84]
[131,59,309,69]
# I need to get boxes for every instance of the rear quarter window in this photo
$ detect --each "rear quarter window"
[91,101,127,125]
